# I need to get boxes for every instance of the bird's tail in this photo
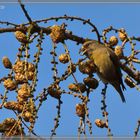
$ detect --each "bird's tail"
[112,82,126,103]
[121,80,126,91]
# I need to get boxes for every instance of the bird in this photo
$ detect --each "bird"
[80,40,126,102]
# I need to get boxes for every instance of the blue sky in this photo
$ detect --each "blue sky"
[0,2,140,137]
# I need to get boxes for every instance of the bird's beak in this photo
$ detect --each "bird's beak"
[79,46,87,56]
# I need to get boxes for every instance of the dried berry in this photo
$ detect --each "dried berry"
[17,83,32,99]
[68,83,86,93]
[118,30,127,42]
[13,61,35,73]
[114,46,124,59]
[58,54,69,64]
[3,78,17,91]
[48,86,61,99]
[13,61,35,82]
[28,62,35,72]
[13,60,25,74]
[77,83,86,93]
[17,96,27,104]
[79,60,96,75]
[75,103,85,117]
[15,73,27,84]
[50,25,65,43]
[1,118,24,136]
[2,56,12,69]
[68,83,78,92]
[14,31,28,43]
[83,77,99,89]
[27,71,34,80]
[95,119,107,128]
[4,101,23,112]
[3,118,16,126]
[109,36,118,46]
[22,111,33,122]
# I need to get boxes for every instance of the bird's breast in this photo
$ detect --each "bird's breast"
[90,51,117,82]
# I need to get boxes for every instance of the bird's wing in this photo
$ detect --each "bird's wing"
[90,47,117,82]
[106,48,121,74]
[106,47,126,90]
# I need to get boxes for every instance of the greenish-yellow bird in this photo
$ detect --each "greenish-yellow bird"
[80,40,126,102]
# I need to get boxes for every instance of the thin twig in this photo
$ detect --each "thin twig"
[0,21,18,26]
[18,0,32,23]
[101,84,113,139]
[133,119,140,140]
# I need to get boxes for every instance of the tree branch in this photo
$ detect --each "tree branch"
[23,15,101,42]
[0,25,140,84]
[18,0,32,23]
[120,63,140,83]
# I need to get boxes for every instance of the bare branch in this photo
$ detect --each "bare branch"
[0,21,18,26]
[23,15,101,42]
[121,63,140,83]
[18,0,32,23]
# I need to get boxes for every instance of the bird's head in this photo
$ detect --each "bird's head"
[79,40,99,57]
